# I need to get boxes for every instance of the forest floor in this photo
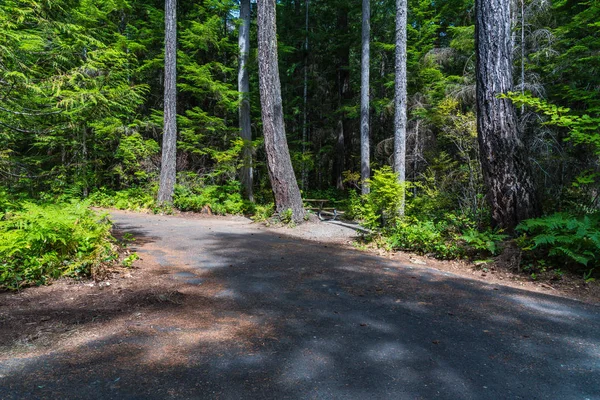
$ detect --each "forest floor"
[1,210,599,399]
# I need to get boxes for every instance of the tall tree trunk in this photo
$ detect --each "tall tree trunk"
[301,0,309,191]
[394,0,408,215]
[158,0,177,204]
[333,8,351,190]
[333,120,345,189]
[475,0,539,232]
[238,0,253,202]
[81,127,88,198]
[360,0,371,195]
[257,0,305,223]
[520,0,525,114]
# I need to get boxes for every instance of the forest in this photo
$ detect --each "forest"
[1,0,599,290]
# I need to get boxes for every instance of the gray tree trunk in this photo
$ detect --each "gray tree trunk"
[158,0,177,204]
[81,127,88,198]
[257,0,305,223]
[238,0,253,202]
[360,0,370,195]
[394,0,407,215]
[476,0,539,232]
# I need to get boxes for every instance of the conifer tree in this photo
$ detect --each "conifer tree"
[158,0,178,204]
[238,0,253,202]
[394,0,408,215]
[257,0,305,223]
[475,0,539,231]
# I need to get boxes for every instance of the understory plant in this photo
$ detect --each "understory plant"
[89,187,157,211]
[349,167,505,260]
[173,178,252,215]
[517,213,600,275]
[348,167,406,229]
[0,201,116,290]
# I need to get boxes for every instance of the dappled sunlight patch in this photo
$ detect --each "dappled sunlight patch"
[279,348,334,384]
[509,295,594,320]
[365,342,411,362]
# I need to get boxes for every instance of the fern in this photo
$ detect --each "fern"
[517,213,600,269]
[0,200,115,290]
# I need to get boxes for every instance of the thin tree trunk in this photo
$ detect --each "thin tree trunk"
[475,0,539,232]
[394,0,407,215]
[158,0,177,204]
[257,0,305,223]
[238,0,253,202]
[301,0,309,191]
[360,0,370,195]
[333,120,345,189]
[82,127,88,198]
[333,8,351,190]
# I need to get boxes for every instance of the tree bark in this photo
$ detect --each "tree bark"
[394,0,408,215]
[476,0,539,232]
[333,120,345,189]
[257,0,305,223]
[360,0,371,195]
[158,0,177,204]
[238,0,253,202]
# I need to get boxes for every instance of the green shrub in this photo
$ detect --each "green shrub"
[460,229,508,256]
[386,218,463,259]
[0,201,116,290]
[0,189,15,216]
[174,180,250,215]
[89,187,156,211]
[348,167,406,229]
[251,203,275,222]
[517,213,600,271]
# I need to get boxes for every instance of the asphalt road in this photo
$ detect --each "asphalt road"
[1,211,599,399]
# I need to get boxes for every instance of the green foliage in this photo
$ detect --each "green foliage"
[279,208,294,225]
[122,252,139,268]
[89,188,156,211]
[348,167,406,229]
[0,200,115,290]
[505,92,600,154]
[173,180,250,216]
[113,133,160,186]
[386,218,463,259]
[460,229,508,256]
[251,203,275,222]
[0,189,15,216]
[517,213,600,271]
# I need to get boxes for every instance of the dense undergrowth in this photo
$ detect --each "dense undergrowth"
[2,164,598,291]
[86,168,600,281]
[0,192,117,291]
[348,168,599,281]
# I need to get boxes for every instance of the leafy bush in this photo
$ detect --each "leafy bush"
[460,229,508,256]
[348,167,504,260]
[89,187,156,211]
[0,201,116,290]
[113,133,159,185]
[348,167,406,229]
[387,218,464,259]
[517,213,600,271]
[250,203,275,222]
[174,180,251,215]
[0,189,15,216]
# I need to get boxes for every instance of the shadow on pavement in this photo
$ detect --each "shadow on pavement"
[1,216,599,399]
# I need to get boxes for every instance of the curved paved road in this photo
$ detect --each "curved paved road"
[1,211,599,399]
